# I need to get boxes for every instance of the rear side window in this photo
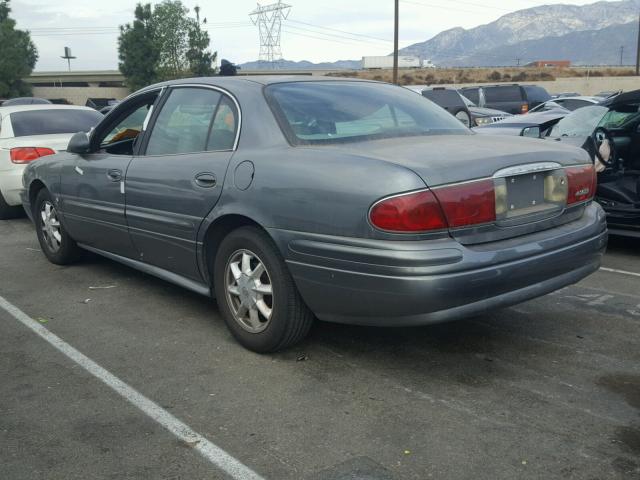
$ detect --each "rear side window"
[558,99,591,111]
[484,86,523,103]
[266,81,469,145]
[421,90,465,110]
[461,88,479,104]
[10,109,103,137]
[146,87,237,155]
[523,86,551,103]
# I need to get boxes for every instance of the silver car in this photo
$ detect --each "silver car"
[21,77,607,352]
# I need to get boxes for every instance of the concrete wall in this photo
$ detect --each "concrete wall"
[445,76,640,96]
[31,86,131,106]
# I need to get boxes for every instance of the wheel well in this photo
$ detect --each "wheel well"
[29,180,46,209]
[202,214,265,285]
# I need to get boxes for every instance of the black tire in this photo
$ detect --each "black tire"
[34,189,81,265]
[0,190,24,220]
[213,226,314,353]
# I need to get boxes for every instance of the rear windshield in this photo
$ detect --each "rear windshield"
[10,109,103,137]
[421,89,465,109]
[265,81,470,145]
[484,86,523,103]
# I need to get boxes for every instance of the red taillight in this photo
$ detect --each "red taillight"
[370,179,497,233]
[521,104,529,114]
[10,147,55,164]
[433,179,496,228]
[566,164,596,205]
[369,190,447,232]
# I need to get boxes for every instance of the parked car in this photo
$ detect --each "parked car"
[3,97,52,106]
[473,109,570,138]
[0,105,103,218]
[529,96,601,113]
[414,87,473,127]
[406,86,511,127]
[461,84,552,115]
[546,90,640,237]
[21,78,607,352]
[552,92,581,99]
[459,93,512,126]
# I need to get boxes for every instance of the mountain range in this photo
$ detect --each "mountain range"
[400,0,640,66]
[241,0,640,69]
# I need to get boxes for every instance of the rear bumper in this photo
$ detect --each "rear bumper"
[0,166,25,206]
[271,203,607,326]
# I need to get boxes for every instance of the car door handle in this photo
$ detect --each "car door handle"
[107,169,122,182]
[195,173,217,188]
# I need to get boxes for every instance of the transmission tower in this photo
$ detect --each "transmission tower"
[249,1,291,66]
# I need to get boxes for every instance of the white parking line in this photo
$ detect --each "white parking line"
[0,295,266,480]
[600,267,640,278]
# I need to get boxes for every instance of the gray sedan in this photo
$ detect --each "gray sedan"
[21,77,607,352]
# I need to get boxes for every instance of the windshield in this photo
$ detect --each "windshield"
[460,94,476,107]
[265,81,470,145]
[10,109,103,137]
[549,105,608,138]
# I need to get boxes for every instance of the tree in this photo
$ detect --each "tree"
[152,0,192,79]
[186,8,217,77]
[0,0,38,98]
[118,3,159,91]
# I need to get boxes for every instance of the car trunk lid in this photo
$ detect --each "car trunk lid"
[322,134,594,244]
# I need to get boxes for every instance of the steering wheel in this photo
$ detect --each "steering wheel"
[592,127,617,168]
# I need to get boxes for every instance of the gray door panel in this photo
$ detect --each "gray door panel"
[124,152,233,281]
[61,154,136,257]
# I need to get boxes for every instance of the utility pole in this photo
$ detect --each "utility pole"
[516,57,521,67]
[250,1,291,68]
[393,0,399,85]
[636,10,640,75]
[620,45,624,66]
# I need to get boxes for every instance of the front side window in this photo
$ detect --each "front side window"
[145,87,238,155]
[421,90,465,110]
[266,81,469,145]
[10,109,103,137]
[101,104,153,148]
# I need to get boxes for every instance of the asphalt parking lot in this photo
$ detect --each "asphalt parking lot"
[1,216,639,480]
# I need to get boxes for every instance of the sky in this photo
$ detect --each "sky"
[11,0,599,71]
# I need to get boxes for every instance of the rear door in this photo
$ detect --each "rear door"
[125,85,240,281]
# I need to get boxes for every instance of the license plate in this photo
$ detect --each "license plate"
[505,173,545,213]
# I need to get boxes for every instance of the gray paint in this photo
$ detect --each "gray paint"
[21,77,607,326]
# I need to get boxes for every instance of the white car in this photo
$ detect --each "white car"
[0,104,103,219]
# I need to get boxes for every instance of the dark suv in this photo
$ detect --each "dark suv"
[460,84,551,115]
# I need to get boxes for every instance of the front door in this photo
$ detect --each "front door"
[124,86,239,281]
[60,91,161,258]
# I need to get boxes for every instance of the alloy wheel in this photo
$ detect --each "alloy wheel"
[40,201,62,252]
[225,249,274,333]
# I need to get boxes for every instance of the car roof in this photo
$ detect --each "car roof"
[139,75,379,94]
[550,96,600,102]
[0,104,97,115]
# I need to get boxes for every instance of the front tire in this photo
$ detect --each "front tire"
[34,189,81,265]
[213,226,314,353]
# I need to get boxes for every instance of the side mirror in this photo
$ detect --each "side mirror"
[67,132,91,154]
[522,126,541,138]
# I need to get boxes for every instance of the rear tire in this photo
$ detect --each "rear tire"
[34,189,81,265]
[213,226,314,353]
[0,190,23,220]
